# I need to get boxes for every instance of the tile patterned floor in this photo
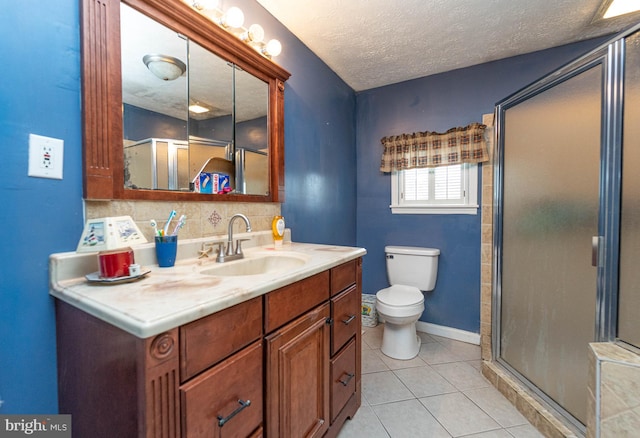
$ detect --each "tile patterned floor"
[337,324,545,438]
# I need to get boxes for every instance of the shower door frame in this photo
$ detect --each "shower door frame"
[492,33,627,431]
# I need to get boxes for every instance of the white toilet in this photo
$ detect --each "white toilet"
[376,246,440,360]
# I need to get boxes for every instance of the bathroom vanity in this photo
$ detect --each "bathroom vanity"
[50,232,365,438]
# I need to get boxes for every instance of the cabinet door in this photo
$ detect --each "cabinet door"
[181,341,263,438]
[265,303,330,438]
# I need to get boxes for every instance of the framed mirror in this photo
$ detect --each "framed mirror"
[80,0,290,202]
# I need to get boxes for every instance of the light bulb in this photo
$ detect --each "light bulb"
[263,39,282,57]
[242,24,265,43]
[221,6,244,28]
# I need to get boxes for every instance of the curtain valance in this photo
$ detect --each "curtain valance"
[380,122,489,172]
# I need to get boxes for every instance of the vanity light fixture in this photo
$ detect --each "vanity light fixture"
[263,39,282,58]
[143,54,186,81]
[242,24,265,44]
[603,0,640,18]
[182,0,282,59]
[220,6,245,28]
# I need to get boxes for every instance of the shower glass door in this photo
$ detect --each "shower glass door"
[496,60,604,428]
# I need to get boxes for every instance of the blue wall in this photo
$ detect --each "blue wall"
[355,38,608,333]
[1,1,84,413]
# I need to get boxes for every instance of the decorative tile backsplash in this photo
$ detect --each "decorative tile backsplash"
[85,200,281,242]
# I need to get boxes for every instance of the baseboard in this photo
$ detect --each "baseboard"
[416,321,480,345]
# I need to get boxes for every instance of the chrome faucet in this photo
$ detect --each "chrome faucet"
[216,213,252,263]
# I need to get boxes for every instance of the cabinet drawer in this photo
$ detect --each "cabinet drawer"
[331,285,359,355]
[265,271,330,333]
[181,341,263,438]
[180,297,262,381]
[330,338,357,423]
[330,260,357,296]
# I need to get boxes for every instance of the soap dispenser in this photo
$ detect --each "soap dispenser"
[272,215,285,248]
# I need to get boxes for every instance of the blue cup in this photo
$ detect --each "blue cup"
[155,235,178,267]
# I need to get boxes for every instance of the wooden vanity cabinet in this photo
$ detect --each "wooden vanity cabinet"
[55,258,362,438]
[264,258,362,438]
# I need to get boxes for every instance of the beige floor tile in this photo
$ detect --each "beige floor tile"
[420,392,501,437]
[375,348,427,370]
[362,349,390,374]
[444,339,482,361]
[372,399,451,438]
[363,325,384,349]
[361,371,415,406]
[504,424,545,437]
[431,361,490,391]
[464,386,528,428]
[463,430,514,438]
[345,328,541,438]
[394,365,458,398]
[419,341,464,364]
[418,331,440,344]
[336,406,390,438]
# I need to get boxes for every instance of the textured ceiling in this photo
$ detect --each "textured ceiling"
[256,0,640,91]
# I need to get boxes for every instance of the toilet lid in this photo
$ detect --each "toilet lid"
[377,285,424,306]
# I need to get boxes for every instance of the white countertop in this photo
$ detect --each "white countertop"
[50,231,366,338]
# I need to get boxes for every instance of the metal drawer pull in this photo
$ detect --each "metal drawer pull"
[339,372,355,386]
[217,399,251,427]
[341,315,356,325]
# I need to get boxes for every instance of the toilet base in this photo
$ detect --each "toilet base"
[380,321,421,360]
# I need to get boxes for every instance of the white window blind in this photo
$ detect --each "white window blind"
[391,164,478,215]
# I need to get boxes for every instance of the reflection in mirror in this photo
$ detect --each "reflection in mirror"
[235,68,269,195]
[187,40,235,189]
[121,3,188,190]
[119,2,272,196]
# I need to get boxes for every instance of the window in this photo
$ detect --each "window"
[390,163,479,215]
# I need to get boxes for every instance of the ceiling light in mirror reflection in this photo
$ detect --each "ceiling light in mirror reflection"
[182,0,282,58]
[604,0,640,18]
[143,54,186,81]
[189,104,210,114]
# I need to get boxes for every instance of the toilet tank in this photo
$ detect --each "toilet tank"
[385,245,440,291]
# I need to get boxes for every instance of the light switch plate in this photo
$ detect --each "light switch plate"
[28,133,64,179]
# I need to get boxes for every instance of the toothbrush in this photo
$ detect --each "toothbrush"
[171,215,186,236]
[163,210,176,236]
[150,219,160,237]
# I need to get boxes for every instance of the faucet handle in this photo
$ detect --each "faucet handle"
[235,238,251,255]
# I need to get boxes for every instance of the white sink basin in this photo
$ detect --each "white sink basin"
[200,253,309,277]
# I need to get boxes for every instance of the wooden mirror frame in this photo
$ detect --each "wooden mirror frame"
[81,0,290,202]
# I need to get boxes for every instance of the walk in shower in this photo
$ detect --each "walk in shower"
[494,24,640,433]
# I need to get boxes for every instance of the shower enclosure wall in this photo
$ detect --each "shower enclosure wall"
[494,24,640,433]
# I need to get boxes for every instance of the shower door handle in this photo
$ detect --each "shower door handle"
[592,236,603,267]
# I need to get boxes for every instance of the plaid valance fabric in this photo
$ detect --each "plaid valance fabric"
[380,122,489,172]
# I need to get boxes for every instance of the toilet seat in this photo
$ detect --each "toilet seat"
[376,285,424,319]
[377,285,424,307]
